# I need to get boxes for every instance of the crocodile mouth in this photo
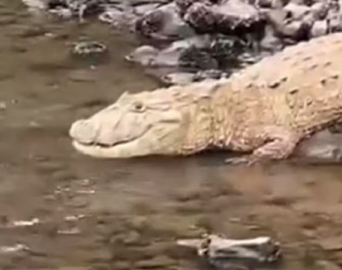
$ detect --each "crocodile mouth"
[70,117,182,158]
[72,138,140,158]
[71,122,156,158]
[69,117,153,158]
[74,139,132,148]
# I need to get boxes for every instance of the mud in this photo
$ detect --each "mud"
[2,1,342,270]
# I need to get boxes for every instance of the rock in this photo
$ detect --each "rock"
[302,12,315,28]
[175,0,208,16]
[184,0,263,34]
[47,0,104,20]
[310,20,328,37]
[49,7,73,20]
[162,69,225,85]
[128,35,214,69]
[126,45,159,66]
[310,2,329,20]
[149,49,185,67]
[216,0,262,27]
[265,9,288,32]
[327,12,342,32]
[329,123,342,133]
[162,72,196,85]
[134,3,163,16]
[260,25,284,51]
[283,2,310,20]
[179,46,218,70]
[290,0,306,5]
[256,0,273,8]
[21,0,46,11]
[135,2,195,41]
[281,20,309,40]
[193,69,225,81]
[98,7,127,27]
[184,2,216,32]
[293,130,342,164]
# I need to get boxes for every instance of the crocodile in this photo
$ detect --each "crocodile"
[69,32,342,164]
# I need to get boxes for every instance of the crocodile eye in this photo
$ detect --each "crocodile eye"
[132,101,145,112]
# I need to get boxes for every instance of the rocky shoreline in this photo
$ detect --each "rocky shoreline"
[21,0,342,85]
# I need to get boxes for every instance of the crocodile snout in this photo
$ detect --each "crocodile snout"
[69,119,98,144]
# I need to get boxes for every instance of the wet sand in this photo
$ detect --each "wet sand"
[2,1,342,270]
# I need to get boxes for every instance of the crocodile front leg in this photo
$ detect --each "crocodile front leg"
[225,126,301,165]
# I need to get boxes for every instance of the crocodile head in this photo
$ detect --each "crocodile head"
[69,81,219,158]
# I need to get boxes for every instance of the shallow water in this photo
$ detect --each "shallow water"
[2,1,342,270]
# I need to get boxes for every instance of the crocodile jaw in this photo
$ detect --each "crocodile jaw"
[72,139,151,158]
[70,118,186,158]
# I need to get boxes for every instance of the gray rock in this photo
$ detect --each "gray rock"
[184,0,262,34]
[127,35,213,68]
[161,72,196,85]
[265,9,288,32]
[310,1,329,20]
[260,25,285,51]
[294,130,342,164]
[283,2,310,20]
[281,20,308,39]
[310,20,328,37]
[327,10,342,32]
[135,2,195,41]
[125,45,159,66]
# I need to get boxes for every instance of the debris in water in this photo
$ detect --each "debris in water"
[71,41,108,57]
[177,234,281,270]
[75,189,95,194]
[12,218,40,227]
[21,0,46,13]
[57,227,81,235]
[0,244,29,254]
[64,214,85,221]
[0,102,6,110]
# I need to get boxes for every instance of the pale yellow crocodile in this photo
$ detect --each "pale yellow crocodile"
[69,32,342,164]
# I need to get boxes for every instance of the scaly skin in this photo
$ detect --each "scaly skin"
[69,32,342,164]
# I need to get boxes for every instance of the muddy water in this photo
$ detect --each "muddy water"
[1,1,342,270]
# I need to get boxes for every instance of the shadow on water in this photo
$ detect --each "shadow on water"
[1,1,342,270]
